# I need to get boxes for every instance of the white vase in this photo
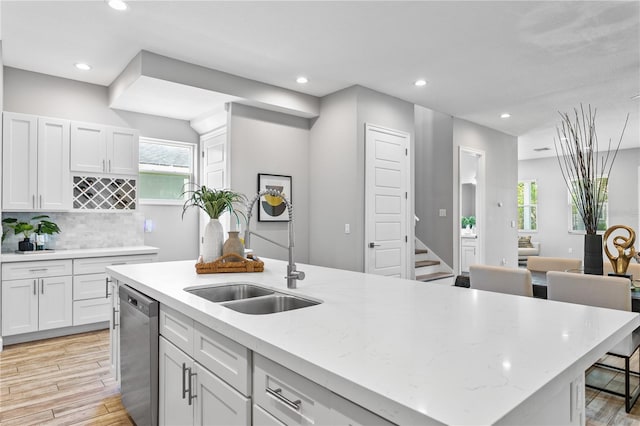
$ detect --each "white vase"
[202,218,224,262]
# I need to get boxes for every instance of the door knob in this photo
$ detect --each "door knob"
[369,242,381,248]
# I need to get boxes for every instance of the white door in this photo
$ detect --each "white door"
[38,117,71,210]
[194,363,251,426]
[70,122,107,173]
[38,276,73,331]
[200,128,229,248]
[108,127,139,175]
[3,112,38,210]
[2,279,39,336]
[365,124,410,278]
[159,336,195,426]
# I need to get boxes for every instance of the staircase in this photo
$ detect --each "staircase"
[414,242,454,283]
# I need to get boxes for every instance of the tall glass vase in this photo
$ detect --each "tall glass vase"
[584,233,603,275]
[202,218,224,263]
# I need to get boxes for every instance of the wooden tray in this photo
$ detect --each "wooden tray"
[195,253,264,274]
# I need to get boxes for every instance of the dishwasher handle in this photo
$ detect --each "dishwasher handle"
[119,285,158,317]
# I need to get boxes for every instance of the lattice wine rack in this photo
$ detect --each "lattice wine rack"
[73,176,137,210]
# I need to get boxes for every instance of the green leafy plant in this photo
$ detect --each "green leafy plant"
[467,216,476,227]
[182,184,246,222]
[2,215,61,242]
[461,217,470,228]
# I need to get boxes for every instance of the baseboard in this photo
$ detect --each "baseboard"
[2,322,109,347]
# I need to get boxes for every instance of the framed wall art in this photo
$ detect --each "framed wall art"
[258,173,292,222]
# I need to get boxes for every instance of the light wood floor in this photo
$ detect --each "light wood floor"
[2,331,640,425]
[0,330,133,425]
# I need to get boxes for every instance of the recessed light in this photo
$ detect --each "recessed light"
[414,79,427,87]
[500,113,511,119]
[108,0,128,11]
[74,63,92,71]
[296,76,308,84]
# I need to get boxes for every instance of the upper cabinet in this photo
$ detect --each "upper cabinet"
[2,112,71,211]
[70,122,139,175]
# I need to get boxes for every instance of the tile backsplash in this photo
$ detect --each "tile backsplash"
[1,211,144,252]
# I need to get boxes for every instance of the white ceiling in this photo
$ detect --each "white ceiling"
[1,1,638,159]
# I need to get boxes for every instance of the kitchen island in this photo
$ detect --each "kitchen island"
[107,258,639,425]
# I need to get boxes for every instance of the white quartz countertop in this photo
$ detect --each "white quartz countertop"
[107,259,639,425]
[1,246,159,262]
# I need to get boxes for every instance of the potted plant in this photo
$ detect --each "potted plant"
[182,184,246,262]
[554,104,629,275]
[33,215,62,250]
[2,215,61,251]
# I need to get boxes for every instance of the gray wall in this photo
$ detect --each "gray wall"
[3,67,200,261]
[309,86,415,272]
[415,106,454,266]
[453,118,519,269]
[229,103,310,263]
[518,148,640,258]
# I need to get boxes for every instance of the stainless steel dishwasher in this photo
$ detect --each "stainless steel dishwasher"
[119,284,159,426]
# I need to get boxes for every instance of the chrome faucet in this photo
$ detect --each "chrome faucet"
[244,189,305,289]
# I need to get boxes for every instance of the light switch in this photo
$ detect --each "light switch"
[344,224,350,234]
[439,209,446,217]
[511,220,516,228]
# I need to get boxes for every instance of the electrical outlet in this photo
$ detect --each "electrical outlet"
[439,209,446,217]
[144,219,154,233]
[344,224,350,234]
[568,248,573,254]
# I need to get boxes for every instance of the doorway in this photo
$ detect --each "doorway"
[364,124,411,278]
[459,147,485,273]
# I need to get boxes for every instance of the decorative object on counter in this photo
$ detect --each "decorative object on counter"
[195,252,264,274]
[258,174,292,222]
[604,225,637,276]
[182,184,246,262]
[2,215,61,252]
[223,231,244,259]
[554,104,628,275]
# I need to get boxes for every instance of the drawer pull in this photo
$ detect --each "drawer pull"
[266,387,302,411]
[28,268,48,273]
[182,363,188,399]
[105,277,112,298]
[33,280,37,295]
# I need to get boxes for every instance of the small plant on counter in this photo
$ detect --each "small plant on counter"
[182,184,247,222]
[2,215,61,251]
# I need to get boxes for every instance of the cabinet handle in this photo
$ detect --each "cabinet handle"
[108,159,111,173]
[29,268,48,273]
[112,308,119,329]
[33,280,37,295]
[41,278,44,294]
[102,159,106,172]
[182,363,189,399]
[39,195,43,209]
[105,277,112,298]
[32,194,35,209]
[266,387,302,411]
[188,368,196,405]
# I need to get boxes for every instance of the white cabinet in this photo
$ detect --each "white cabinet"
[253,354,393,426]
[2,112,71,211]
[158,306,251,426]
[461,238,478,273]
[2,276,73,336]
[109,279,120,384]
[71,122,138,175]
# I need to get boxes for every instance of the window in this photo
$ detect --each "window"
[569,177,608,233]
[138,138,195,204]
[517,180,537,231]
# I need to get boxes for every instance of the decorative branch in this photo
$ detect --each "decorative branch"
[553,104,628,235]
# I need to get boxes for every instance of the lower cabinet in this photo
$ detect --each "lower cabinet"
[109,279,120,384]
[159,336,250,426]
[461,238,477,273]
[1,276,73,336]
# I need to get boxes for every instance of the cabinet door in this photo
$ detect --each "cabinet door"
[109,280,120,383]
[38,117,71,210]
[194,363,250,426]
[73,273,108,301]
[107,127,139,175]
[70,122,107,173]
[461,245,477,273]
[2,112,38,210]
[73,298,110,326]
[38,276,73,331]
[159,337,194,426]
[1,279,39,336]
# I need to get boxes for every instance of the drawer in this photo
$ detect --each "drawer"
[74,254,157,275]
[2,259,73,280]
[73,298,111,326]
[73,273,109,301]
[254,354,332,425]
[159,304,194,355]
[193,320,251,396]
[253,404,286,426]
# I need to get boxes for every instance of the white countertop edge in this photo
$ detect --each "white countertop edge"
[1,246,159,262]
[106,260,640,425]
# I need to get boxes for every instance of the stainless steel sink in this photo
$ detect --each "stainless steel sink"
[185,283,274,303]
[222,294,320,315]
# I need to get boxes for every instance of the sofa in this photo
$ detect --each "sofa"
[518,236,540,264]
